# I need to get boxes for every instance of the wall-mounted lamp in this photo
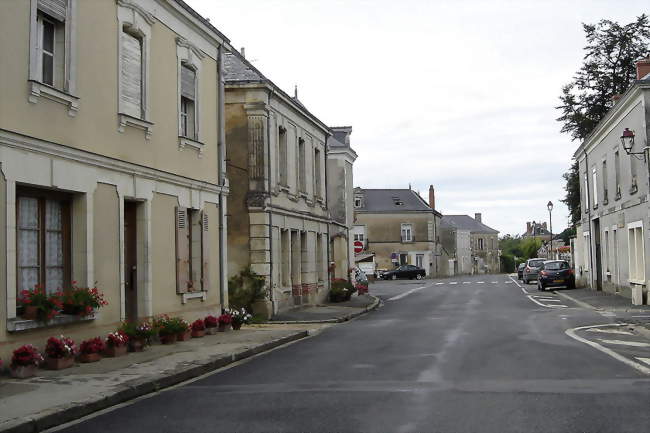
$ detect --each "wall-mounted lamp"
[620,128,646,161]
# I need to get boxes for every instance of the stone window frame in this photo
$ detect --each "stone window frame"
[627,220,645,285]
[176,37,205,155]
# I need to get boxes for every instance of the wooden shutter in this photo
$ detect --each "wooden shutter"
[175,206,190,293]
[181,65,195,100]
[120,31,142,118]
[39,0,66,21]
[201,211,210,291]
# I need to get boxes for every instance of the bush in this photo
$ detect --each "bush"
[330,279,355,302]
[228,267,266,311]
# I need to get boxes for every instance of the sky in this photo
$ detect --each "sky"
[186,0,648,236]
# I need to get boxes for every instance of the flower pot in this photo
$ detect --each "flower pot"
[191,329,206,338]
[232,322,242,330]
[10,364,38,379]
[104,345,127,357]
[21,306,39,320]
[218,323,230,332]
[46,356,74,370]
[128,338,146,352]
[176,330,192,341]
[205,327,218,335]
[79,353,101,363]
[159,333,177,345]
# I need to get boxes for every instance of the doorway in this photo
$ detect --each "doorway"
[592,218,602,291]
[124,201,138,321]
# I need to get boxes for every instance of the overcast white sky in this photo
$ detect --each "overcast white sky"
[187,0,648,236]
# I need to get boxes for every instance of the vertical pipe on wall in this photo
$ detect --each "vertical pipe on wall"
[217,44,227,308]
[266,89,275,311]
[584,150,594,290]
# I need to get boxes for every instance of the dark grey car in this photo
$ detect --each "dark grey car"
[523,258,545,284]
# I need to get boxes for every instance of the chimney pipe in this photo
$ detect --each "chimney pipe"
[636,58,650,80]
[240,47,246,58]
[475,213,482,223]
[428,185,435,210]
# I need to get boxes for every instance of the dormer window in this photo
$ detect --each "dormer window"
[392,197,404,206]
[354,194,364,208]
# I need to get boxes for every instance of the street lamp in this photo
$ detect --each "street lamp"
[620,128,646,161]
[547,201,553,260]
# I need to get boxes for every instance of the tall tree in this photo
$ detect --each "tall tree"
[557,15,650,226]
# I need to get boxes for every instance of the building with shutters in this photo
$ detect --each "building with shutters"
[440,214,500,274]
[224,50,331,317]
[0,0,232,358]
[353,187,443,277]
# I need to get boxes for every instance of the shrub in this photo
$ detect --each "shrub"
[228,267,266,311]
[118,321,156,340]
[330,279,355,302]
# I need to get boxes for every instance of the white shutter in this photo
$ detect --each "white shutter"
[39,0,67,22]
[181,65,195,100]
[120,31,142,119]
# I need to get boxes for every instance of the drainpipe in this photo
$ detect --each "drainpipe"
[584,150,594,290]
[217,44,227,308]
[324,132,331,284]
[266,88,275,312]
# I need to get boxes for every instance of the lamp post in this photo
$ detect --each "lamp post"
[547,201,553,260]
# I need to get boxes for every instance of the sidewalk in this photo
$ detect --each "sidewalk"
[0,323,323,433]
[270,294,380,323]
[555,288,650,313]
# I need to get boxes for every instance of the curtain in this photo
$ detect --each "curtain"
[17,197,39,292]
[45,199,64,292]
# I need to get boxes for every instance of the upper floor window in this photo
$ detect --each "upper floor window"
[120,28,144,119]
[180,64,197,139]
[298,138,306,193]
[176,37,204,148]
[354,195,363,208]
[354,233,365,242]
[478,238,484,250]
[592,167,598,207]
[278,126,288,186]
[602,159,608,203]
[401,223,413,242]
[614,150,621,199]
[314,148,322,198]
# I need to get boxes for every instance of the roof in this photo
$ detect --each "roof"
[355,188,442,216]
[441,215,499,235]
[172,0,230,45]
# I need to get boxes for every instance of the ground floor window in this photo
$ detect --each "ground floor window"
[17,187,71,294]
[628,222,645,282]
[416,254,424,268]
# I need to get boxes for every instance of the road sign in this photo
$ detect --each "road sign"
[354,241,364,253]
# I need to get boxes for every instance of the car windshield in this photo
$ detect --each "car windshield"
[529,260,544,267]
[544,262,567,270]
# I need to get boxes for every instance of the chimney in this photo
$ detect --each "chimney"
[474,213,482,223]
[526,222,531,234]
[636,58,650,80]
[428,185,435,210]
[240,47,246,58]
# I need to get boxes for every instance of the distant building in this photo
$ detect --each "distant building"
[522,221,552,242]
[440,214,500,274]
[440,220,471,275]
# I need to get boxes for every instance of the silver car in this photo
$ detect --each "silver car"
[522,258,545,284]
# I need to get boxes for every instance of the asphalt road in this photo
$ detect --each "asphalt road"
[55,274,650,433]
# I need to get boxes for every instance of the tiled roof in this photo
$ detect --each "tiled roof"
[223,51,263,82]
[441,215,499,234]
[355,188,439,214]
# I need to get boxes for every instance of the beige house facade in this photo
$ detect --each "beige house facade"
[0,0,231,359]
[441,214,500,274]
[224,51,331,317]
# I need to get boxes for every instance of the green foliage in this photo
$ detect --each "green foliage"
[500,253,515,273]
[558,226,577,245]
[330,278,355,302]
[499,236,543,267]
[228,267,267,311]
[561,160,581,227]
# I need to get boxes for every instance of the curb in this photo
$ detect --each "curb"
[0,331,309,433]
[269,295,382,324]
[554,290,650,313]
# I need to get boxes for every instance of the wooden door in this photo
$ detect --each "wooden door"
[124,202,138,321]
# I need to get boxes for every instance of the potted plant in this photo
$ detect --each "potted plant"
[175,318,191,341]
[17,286,63,322]
[44,335,77,370]
[230,308,252,330]
[119,321,155,352]
[10,344,43,378]
[153,315,178,344]
[79,337,105,363]
[61,284,108,316]
[191,319,206,338]
[217,312,232,332]
[105,332,129,357]
[204,315,219,335]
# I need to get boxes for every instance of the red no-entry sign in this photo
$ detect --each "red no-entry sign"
[354,241,364,253]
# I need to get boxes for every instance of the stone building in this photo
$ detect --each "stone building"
[224,50,331,317]
[573,59,650,304]
[327,127,358,280]
[440,214,500,274]
[439,220,471,275]
[0,0,230,359]
[522,221,552,242]
[353,187,443,276]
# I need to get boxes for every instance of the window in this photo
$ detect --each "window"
[175,207,209,293]
[401,224,412,242]
[602,160,608,203]
[16,188,71,295]
[592,168,598,207]
[354,233,365,242]
[120,28,143,119]
[584,175,589,213]
[614,151,621,198]
[314,148,322,198]
[298,138,306,193]
[354,195,363,208]
[416,254,424,269]
[180,64,196,139]
[627,222,645,283]
[604,229,609,273]
[478,238,484,250]
[278,126,288,186]
[630,152,638,193]
[583,232,590,271]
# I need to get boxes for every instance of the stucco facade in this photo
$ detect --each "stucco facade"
[441,214,500,274]
[0,0,230,359]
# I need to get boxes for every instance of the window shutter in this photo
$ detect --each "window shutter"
[120,31,142,119]
[201,211,210,291]
[38,0,67,22]
[175,206,190,293]
[181,65,195,100]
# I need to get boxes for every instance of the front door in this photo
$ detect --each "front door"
[593,218,602,291]
[124,201,138,321]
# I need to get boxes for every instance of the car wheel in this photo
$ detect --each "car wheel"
[391,274,397,280]
[523,278,528,284]
[416,274,422,280]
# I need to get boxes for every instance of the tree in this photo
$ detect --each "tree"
[557,15,650,225]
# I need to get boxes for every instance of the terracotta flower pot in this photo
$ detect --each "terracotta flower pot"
[218,323,230,332]
[128,338,146,352]
[79,353,101,363]
[232,322,242,330]
[10,364,38,379]
[46,356,74,370]
[22,306,39,320]
[159,333,177,344]
[205,326,218,335]
[191,329,206,338]
[104,344,127,357]
[176,330,192,341]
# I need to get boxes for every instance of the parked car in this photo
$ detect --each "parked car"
[537,260,575,290]
[517,263,525,280]
[380,265,426,280]
[522,258,545,284]
[354,268,369,286]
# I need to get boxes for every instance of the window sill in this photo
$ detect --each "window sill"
[181,291,207,304]
[28,80,79,117]
[7,311,98,333]
[118,113,154,139]
[178,136,205,157]
[629,279,646,286]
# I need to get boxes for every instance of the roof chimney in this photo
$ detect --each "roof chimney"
[428,185,435,210]
[240,47,245,58]
[475,213,482,223]
[636,58,650,80]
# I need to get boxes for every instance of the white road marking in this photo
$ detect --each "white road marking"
[539,299,563,302]
[585,328,635,336]
[491,281,498,284]
[636,357,650,366]
[599,339,650,348]
[463,282,471,284]
[449,282,458,285]
[476,281,485,284]
[387,285,428,301]
[508,275,530,294]
[565,324,650,375]
[527,295,566,308]
[599,311,617,317]
[631,315,650,318]
[505,281,513,284]
[435,282,444,285]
